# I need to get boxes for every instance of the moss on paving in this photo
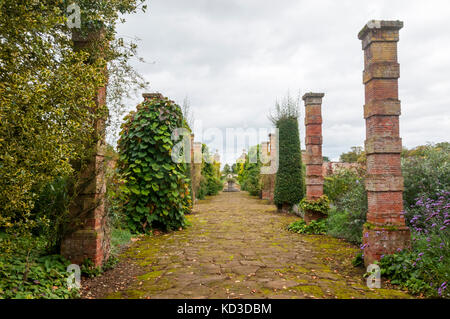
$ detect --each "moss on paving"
[105,191,413,299]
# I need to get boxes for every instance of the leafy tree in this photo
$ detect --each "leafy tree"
[339,146,364,163]
[197,145,223,199]
[223,164,231,175]
[270,93,304,209]
[0,0,147,255]
[402,143,450,208]
[238,145,262,196]
[231,163,238,174]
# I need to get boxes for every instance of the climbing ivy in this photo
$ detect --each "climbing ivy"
[117,97,192,233]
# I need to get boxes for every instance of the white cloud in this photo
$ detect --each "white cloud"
[114,0,450,163]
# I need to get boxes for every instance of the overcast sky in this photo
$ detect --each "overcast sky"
[115,0,450,164]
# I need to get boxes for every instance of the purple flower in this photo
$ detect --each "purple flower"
[418,252,424,257]
[440,226,447,231]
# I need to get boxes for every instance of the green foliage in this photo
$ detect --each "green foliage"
[0,250,79,299]
[339,146,364,163]
[274,117,304,206]
[0,0,147,260]
[352,252,364,267]
[29,177,73,253]
[299,195,330,215]
[196,145,223,199]
[118,97,191,233]
[110,228,133,254]
[287,219,327,235]
[324,168,367,245]
[237,145,262,196]
[402,143,450,209]
[378,250,446,297]
[327,208,364,245]
[223,164,231,175]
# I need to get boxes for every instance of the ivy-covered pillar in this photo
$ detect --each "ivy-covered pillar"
[358,20,410,266]
[61,29,109,267]
[302,93,325,223]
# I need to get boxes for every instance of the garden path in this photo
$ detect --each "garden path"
[88,191,412,299]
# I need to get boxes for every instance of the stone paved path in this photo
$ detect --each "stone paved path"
[107,191,412,299]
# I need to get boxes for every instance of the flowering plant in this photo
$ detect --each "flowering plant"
[379,191,449,298]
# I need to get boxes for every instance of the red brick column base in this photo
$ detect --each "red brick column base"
[362,226,411,262]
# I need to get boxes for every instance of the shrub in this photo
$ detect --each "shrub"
[324,168,367,244]
[117,96,191,233]
[299,195,330,215]
[378,191,449,298]
[327,208,365,245]
[402,143,450,208]
[273,117,304,207]
[238,145,262,196]
[196,145,223,199]
[287,219,327,235]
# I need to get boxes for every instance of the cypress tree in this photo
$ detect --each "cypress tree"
[271,94,304,210]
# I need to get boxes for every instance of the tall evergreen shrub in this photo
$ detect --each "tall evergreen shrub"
[270,94,304,209]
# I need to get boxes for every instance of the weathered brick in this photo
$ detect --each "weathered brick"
[306,164,323,176]
[359,20,409,266]
[366,116,399,137]
[365,136,402,154]
[366,154,402,175]
[365,175,404,191]
[365,79,398,101]
[364,99,401,118]
[305,124,322,137]
[363,62,400,84]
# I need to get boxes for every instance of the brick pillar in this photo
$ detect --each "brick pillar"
[268,133,276,203]
[189,134,196,204]
[261,140,270,200]
[61,29,109,267]
[358,20,410,266]
[302,93,325,224]
[192,142,203,199]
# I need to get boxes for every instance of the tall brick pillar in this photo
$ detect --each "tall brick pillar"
[358,20,410,266]
[303,93,325,224]
[267,133,276,203]
[61,29,109,267]
[261,140,270,201]
[189,134,196,204]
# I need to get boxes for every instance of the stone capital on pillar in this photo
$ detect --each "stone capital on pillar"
[358,20,403,49]
[302,93,325,105]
